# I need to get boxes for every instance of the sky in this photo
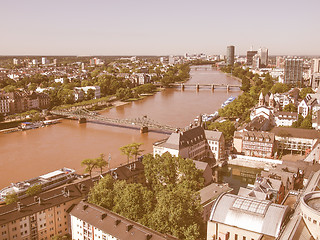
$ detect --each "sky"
[0,0,319,56]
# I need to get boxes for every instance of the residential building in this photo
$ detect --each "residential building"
[193,160,213,186]
[298,94,317,117]
[238,176,285,203]
[233,131,275,158]
[109,161,146,185]
[0,180,92,240]
[271,127,320,154]
[205,130,225,160]
[246,50,257,66]
[74,86,101,99]
[207,193,290,240]
[41,57,48,65]
[153,127,225,161]
[284,58,303,85]
[274,111,298,127]
[0,92,11,115]
[70,201,178,240]
[226,46,235,66]
[199,183,232,221]
[73,89,84,102]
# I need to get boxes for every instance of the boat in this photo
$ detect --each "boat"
[221,96,236,108]
[0,167,76,201]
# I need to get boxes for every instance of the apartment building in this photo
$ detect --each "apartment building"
[233,131,275,158]
[0,181,92,240]
[70,201,178,240]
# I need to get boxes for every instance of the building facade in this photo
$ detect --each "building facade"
[70,201,178,240]
[207,193,290,240]
[0,181,92,240]
[284,58,303,85]
[226,46,235,66]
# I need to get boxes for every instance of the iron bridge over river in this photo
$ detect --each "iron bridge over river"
[50,109,177,134]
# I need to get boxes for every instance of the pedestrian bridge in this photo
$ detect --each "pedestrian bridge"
[50,109,177,133]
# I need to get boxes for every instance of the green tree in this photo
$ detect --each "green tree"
[292,114,304,128]
[26,184,42,196]
[85,88,95,100]
[4,192,18,205]
[81,158,96,178]
[207,120,235,141]
[88,174,114,209]
[283,103,297,112]
[95,154,107,174]
[142,153,204,192]
[130,143,144,161]
[300,114,312,129]
[149,186,203,240]
[299,87,314,100]
[112,181,154,224]
[240,77,251,92]
[120,144,132,164]
[270,83,290,94]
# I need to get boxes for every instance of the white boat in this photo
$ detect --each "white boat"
[221,96,236,108]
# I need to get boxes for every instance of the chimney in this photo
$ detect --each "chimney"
[126,225,133,232]
[38,197,42,205]
[146,234,153,240]
[101,213,107,220]
[17,202,22,212]
[115,219,121,226]
[83,205,88,210]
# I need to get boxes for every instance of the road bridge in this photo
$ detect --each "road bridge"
[50,109,177,134]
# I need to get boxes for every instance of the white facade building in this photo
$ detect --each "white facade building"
[74,86,101,99]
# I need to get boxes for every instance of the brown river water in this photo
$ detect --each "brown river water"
[0,66,241,188]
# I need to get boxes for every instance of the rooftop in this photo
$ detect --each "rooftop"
[271,127,320,140]
[209,193,290,237]
[70,201,178,240]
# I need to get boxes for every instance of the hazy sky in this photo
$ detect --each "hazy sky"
[0,0,319,56]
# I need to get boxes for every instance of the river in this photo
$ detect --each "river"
[0,65,241,189]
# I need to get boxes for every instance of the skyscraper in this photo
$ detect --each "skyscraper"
[284,58,303,85]
[226,45,235,66]
[246,50,258,66]
[313,58,320,73]
[258,47,268,67]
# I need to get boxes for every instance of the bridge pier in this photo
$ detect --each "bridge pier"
[196,83,199,91]
[227,85,230,91]
[181,83,185,91]
[140,126,148,134]
[79,117,86,124]
[211,84,215,91]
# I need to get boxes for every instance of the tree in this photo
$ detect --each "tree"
[88,174,114,210]
[240,77,251,92]
[85,88,95,100]
[95,154,107,174]
[207,120,235,141]
[4,192,18,205]
[81,158,96,178]
[270,83,290,94]
[149,186,203,240]
[142,153,204,192]
[292,114,304,128]
[112,181,154,224]
[119,144,132,164]
[300,114,312,129]
[299,87,314,100]
[130,143,144,161]
[26,184,42,196]
[283,103,297,112]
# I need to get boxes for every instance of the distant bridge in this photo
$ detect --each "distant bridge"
[155,83,241,91]
[50,109,177,133]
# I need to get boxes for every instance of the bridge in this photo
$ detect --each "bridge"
[50,109,177,134]
[155,83,241,91]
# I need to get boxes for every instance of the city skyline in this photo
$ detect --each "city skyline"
[0,0,319,56]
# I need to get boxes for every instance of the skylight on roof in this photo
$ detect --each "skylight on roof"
[232,198,269,215]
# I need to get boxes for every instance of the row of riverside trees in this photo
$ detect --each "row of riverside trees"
[88,151,206,240]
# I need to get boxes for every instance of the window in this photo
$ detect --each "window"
[243,237,246,240]
[235,234,238,240]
